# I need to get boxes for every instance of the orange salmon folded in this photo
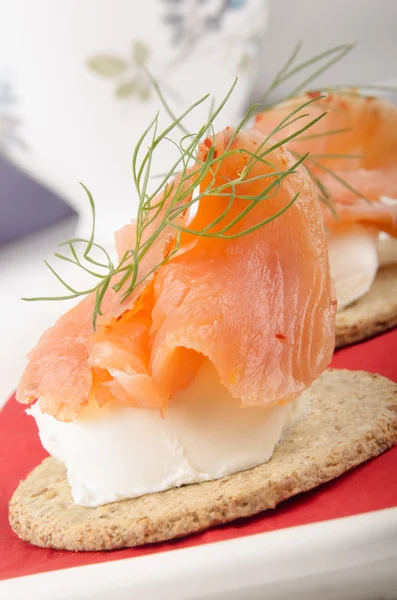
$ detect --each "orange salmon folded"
[17,128,336,422]
[254,91,397,235]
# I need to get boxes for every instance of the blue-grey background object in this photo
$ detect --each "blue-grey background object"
[0,155,76,245]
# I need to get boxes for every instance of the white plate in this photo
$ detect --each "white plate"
[2,508,397,600]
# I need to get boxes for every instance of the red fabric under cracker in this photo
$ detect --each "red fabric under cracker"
[1,327,397,581]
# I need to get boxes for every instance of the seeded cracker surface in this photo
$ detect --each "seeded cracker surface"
[336,265,397,348]
[9,368,397,551]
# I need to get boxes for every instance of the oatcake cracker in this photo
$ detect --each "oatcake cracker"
[336,264,397,348]
[9,369,397,551]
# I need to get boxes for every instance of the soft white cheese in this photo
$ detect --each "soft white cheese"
[328,196,397,311]
[328,224,379,311]
[378,233,397,266]
[378,196,397,266]
[28,360,308,508]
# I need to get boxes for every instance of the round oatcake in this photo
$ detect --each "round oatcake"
[9,368,397,551]
[336,264,397,348]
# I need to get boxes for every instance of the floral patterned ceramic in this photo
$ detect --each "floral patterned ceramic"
[0,0,267,243]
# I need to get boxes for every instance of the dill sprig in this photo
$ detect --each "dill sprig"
[257,41,391,212]
[23,79,326,329]
[258,41,356,108]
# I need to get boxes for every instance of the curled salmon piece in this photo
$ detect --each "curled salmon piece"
[254,91,397,235]
[150,129,335,406]
[17,172,192,420]
[17,128,335,420]
[17,295,95,421]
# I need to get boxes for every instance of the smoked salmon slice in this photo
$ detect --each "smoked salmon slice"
[17,129,335,421]
[254,91,397,235]
[149,129,336,406]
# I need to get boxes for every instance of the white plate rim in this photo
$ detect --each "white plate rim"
[2,506,397,600]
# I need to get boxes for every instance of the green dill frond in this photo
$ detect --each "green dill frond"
[23,63,331,328]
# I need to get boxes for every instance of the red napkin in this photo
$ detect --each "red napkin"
[1,328,397,581]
